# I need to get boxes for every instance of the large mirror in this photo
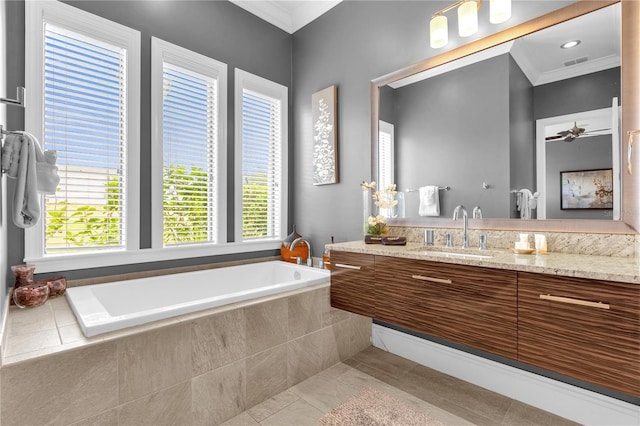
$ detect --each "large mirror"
[372,0,639,233]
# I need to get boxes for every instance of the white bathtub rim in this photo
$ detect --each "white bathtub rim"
[66,261,330,337]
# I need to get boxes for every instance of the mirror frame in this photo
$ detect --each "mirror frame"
[371,0,639,234]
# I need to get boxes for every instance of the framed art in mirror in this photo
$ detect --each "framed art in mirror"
[560,169,613,210]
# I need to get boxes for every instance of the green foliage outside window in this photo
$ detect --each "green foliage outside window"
[162,165,209,245]
[46,166,271,248]
[242,173,268,239]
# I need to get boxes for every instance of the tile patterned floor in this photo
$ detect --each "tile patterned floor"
[223,346,578,426]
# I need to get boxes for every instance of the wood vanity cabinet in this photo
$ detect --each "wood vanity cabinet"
[518,272,640,397]
[374,255,518,359]
[330,251,376,317]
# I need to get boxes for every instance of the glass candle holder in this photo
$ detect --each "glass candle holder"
[11,264,36,288]
[13,282,50,309]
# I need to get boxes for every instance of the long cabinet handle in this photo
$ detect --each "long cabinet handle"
[411,275,452,284]
[539,294,610,310]
[334,263,362,270]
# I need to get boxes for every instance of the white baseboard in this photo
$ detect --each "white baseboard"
[372,324,640,426]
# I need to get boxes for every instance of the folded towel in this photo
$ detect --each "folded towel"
[418,185,440,217]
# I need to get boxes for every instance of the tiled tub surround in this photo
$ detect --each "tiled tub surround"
[66,261,330,337]
[389,226,638,258]
[0,282,372,425]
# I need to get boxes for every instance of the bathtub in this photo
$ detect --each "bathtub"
[66,260,330,337]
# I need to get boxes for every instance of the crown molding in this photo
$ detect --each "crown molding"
[229,0,342,34]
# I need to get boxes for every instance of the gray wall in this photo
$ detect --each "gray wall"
[292,1,573,251]
[392,54,511,219]
[534,67,620,220]
[508,55,535,218]
[4,0,292,281]
[534,67,621,119]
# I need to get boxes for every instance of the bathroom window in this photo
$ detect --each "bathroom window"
[24,0,141,270]
[150,38,227,248]
[234,69,288,242]
[378,120,395,191]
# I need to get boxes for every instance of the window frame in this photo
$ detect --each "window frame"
[150,37,228,251]
[378,120,395,191]
[24,0,141,272]
[234,69,288,244]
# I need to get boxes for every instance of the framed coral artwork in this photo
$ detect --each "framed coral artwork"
[560,168,613,210]
[312,85,338,185]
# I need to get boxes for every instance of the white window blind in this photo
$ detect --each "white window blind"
[161,63,218,246]
[378,120,395,191]
[241,89,282,240]
[43,24,127,253]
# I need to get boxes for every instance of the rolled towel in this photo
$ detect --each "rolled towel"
[418,185,440,217]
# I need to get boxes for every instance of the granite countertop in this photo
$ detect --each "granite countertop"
[328,241,640,285]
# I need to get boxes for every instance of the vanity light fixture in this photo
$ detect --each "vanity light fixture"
[561,40,581,49]
[458,1,479,37]
[489,0,511,24]
[429,0,511,48]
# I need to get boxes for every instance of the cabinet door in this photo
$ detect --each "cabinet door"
[375,256,517,359]
[518,272,640,397]
[330,251,375,317]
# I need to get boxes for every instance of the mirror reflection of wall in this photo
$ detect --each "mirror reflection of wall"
[378,3,621,221]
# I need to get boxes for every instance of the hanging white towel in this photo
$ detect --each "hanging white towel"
[1,132,59,227]
[518,188,540,219]
[5,133,40,227]
[418,185,440,217]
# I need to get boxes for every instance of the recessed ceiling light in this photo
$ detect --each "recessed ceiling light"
[561,40,581,49]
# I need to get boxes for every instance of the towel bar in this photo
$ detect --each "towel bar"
[0,87,26,108]
[405,186,450,192]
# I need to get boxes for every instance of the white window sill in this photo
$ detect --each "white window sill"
[24,240,282,274]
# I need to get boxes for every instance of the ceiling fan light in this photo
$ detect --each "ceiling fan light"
[430,14,448,48]
[490,0,511,24]
[458,1,478,37]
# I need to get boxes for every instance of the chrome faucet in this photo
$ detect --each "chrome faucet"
[472,206,483,219]
[452,205,469,249]
[291,237,313,267]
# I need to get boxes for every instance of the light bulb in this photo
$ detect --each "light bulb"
[458,1,478,37]
[430,15,448,49]
[490,0,511,24]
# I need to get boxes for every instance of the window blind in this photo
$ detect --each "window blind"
[162,63,217,246]
[43,24,126,253]
[378,123,394,191]
[241,89,282,240]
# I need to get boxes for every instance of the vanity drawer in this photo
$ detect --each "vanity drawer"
[375,256,517,359]
[330,251,375,317]
[518,272,640,397]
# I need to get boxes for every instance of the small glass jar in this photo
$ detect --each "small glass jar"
[13,282,50,309]
[46,277,67,298]
[11,264,36,288]
[322,246,331,270]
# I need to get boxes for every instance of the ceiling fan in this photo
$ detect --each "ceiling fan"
[545,121,611,142]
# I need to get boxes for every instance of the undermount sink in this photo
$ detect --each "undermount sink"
[409,246,495,260]
[420,251,493,260]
